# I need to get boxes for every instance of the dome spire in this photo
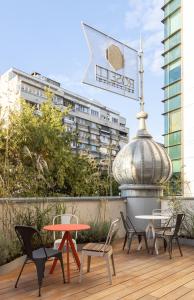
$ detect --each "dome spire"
[136,36,151,138]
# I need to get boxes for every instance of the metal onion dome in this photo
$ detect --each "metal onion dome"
[112,110,172,186]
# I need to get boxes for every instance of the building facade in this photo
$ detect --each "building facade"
[0,68,129,164]
[162,0,194,195]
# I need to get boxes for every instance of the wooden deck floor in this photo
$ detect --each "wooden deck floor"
[1,240,194,300]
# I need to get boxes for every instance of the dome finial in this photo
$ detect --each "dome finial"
[136,36,151,138]
[139,34,144,113]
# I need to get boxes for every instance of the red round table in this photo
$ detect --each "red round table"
[43,224,90,282]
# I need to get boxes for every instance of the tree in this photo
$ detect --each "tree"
[0,89,111,197]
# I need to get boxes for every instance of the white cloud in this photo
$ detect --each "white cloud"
[124,0,163,75]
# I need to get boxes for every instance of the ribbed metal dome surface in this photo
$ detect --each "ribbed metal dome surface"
[113,111,172,185]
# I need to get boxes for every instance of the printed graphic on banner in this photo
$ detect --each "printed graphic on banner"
[82,22,139,100]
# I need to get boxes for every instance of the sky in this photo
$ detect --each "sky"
[0,0,164,141]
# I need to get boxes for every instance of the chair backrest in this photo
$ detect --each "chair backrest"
[120,211,137,233]
[102,218,120,254]
[53,213,78,240]
[15,225,46,260]
[173,213,185,236]
[152,208,172,227]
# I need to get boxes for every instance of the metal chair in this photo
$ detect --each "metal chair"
[120,211,149,254]
[53,213,78,251]
[79,218,120,284]
[152,213,185,259]
[15,225,65,297]
[152,208,173,230]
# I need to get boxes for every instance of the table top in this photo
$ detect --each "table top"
[135,215,170,220]
[43,224,90,232]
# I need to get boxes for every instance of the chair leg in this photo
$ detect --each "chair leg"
[122,233,127,250]
[152,237,157,255]
[79,252,84,283]
[87,256,91,272]
[111,254,116,276]
[15,257,28,288]
[163,239,167,252]
[58,254,66,283]
[168,239,172,259]
[137,235,142,244]
[34,259,46,297]
[105,256,112,284]
[143,234,149,253]
[127,234,133,254]
[176,238,183,256]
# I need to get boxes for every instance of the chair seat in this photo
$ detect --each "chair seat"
[156,230,174,237]
[82,243,112,253]
[32,247,60,259]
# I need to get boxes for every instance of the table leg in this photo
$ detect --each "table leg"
[137,223,150,251]
[68,232,80,269]
[66,236,70,283]
[146,221,159,255]
[50,231,68,274]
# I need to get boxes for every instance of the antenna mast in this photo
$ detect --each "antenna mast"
[139,35,144,112]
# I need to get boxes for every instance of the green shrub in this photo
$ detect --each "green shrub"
[77,220,111,243]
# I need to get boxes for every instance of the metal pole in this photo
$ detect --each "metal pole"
[139,35,144,112]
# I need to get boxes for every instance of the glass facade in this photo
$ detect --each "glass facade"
[164,0,181,18]
[162,0,182,184]
[164,59,181,85]
[164,31,181,52]
[164,45,181,65]
[164,95,181,112]
[164,9,181,38]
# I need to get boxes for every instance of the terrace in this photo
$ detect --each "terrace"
[1,240,194,300]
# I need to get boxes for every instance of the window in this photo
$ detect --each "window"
[172,159,181,173]
[79,131,88,139]
[169,109,181,132]
[164,10,181,38]
[164,131,181,147]
[164,95,181,113]
[90,134,97,140]
[91,109,99,117]
[169,145,181,160]
[164,0,181,18]
[100,135,110,144]
[165,60,181,85]
[164,81,181,99]
[112,117,118,124]
[76,104,89,114]
[90,122,98,129]
[79,143,86,149]
[164,31,181,52]
[164,45,181,65]
[91,145,97,151]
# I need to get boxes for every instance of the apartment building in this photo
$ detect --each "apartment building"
[0,68,129,163]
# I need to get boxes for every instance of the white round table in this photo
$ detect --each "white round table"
[135,215,170,254]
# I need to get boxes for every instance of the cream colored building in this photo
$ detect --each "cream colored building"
[0,67,129,162]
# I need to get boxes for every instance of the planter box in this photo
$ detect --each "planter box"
[0,255,26,276]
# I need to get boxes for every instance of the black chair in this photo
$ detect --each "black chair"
[15,225,65,296]
[120,212,149,254]
[152,213,185,259]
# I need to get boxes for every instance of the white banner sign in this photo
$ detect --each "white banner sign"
[82,22,139,100]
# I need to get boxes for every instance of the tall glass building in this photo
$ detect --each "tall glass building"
[162,0,194,195]
[162,0,182,193]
